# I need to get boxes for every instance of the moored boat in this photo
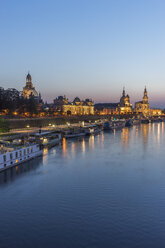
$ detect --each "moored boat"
[133,119,140,125]
[63,128,86,139]
[84,125,101,135]
[125,119,133,127]
[141,119,149,124]
[103,121,113,131]
[41,133,62,148]
[0,144,42,172]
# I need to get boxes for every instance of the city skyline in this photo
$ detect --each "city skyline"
[1,73,164,109]
[1,0,165,107]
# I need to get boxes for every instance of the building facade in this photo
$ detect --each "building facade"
[135,87,149,116]
[135,87,162,117]
[95,88,133,115]
[119,88,133,114]
[94,103,119,115]
[53,96,94,115]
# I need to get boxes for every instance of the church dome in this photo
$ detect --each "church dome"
[74,97,81,102]
[22,73,39,99]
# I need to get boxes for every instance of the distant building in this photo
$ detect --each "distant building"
[119,88,133,114]
[95,88,132,115]
[22,73,39,100]
[135,87,162,116]
[53,96,94,115]
[95,103,119,115]
[135,87,149,116]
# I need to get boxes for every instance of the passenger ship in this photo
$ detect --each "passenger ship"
[0,144,42,172]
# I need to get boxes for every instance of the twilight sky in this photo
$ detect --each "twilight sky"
[0,0,165,107]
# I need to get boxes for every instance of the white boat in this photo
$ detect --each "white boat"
[0,144,42,172]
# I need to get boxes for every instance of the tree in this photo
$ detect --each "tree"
[27,96,38,115]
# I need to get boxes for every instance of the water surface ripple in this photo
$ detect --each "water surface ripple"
[0,123,165,248]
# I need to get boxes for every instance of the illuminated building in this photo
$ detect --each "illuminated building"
[135,87,149,116]
[22,73,39,99]
[135,87,162,117]
[53,96,94,115]
[95,103,119,115]
[119,88,133,114]
[95,88,132,115]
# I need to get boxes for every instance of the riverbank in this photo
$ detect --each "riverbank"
[5,115,106,129]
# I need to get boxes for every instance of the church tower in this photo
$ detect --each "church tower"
[143,86,149,105]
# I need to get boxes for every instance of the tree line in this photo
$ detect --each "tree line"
[0,87,39,116]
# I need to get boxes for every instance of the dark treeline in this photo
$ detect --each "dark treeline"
[0,87,38,115]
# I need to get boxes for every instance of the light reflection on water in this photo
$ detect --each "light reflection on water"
[0,123,165,248]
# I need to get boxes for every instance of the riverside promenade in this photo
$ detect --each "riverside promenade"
[4,115,108,130]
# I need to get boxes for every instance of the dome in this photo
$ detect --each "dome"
[22,73,38,99]
[74,97,81,102]
[22,87,38,99]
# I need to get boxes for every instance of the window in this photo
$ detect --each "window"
[27,148,29,154]
[31,148,33,153]
[19,151,22,157]
[3,155,6,162]
[10,153,13,160]
[24,149,26,156]
[15,152,18,158]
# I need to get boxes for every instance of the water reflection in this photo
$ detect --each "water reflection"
[101,132,104,148]
[121,128,130,148]
[62,137,67,158]
[71,142,75,158]
[89,135,95,150]
[141,124,149,149]
[157,123,161,144]
[0,157,42,185]
[43,148,48,165]
[81,138,86,155]
[1,123,165,185]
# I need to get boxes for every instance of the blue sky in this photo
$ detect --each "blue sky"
[0,0,165,107]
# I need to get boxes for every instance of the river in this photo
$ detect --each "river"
[0,123,165,248]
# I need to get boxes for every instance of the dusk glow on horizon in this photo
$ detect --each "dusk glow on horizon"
[1,0,165,107]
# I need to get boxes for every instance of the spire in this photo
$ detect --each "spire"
[122,86,125,97]
[143,86,148,104]
[144,86,147,97]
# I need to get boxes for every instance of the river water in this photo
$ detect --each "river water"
[0,123,165,248]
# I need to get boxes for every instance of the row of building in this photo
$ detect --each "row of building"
[95,87,162,117]
[1,73,163,117]
[21,73,94,115]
